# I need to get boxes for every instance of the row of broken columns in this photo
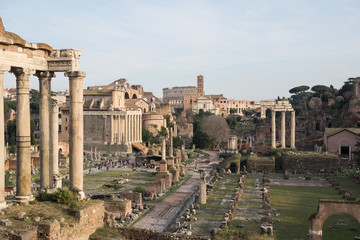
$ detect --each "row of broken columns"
[0,65,86,207]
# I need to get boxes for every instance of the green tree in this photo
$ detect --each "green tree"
[142,127,153,143]
[311,85,332,100]
[229,108,237,114]
[192,130,211,149]
[226,116,237,129]
[289,85,310,110]
[30,89,40,114]
[173,136,183,148]
[4,101,16,113]
[158,126,167,137]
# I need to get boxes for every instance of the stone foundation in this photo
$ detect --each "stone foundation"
[8,201,105,240]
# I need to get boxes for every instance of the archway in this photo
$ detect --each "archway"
[322,213,360,240]
[125,92,129,99]
[309,200,360,240]
[132,94,137,99]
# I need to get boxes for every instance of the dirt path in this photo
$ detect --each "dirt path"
[133,151,219,232]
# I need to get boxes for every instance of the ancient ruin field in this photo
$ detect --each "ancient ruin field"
[271,174,360,240]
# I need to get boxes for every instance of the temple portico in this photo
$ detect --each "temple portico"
[0,17,86,204]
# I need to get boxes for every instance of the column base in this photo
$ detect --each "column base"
[110,142,114,145]
[78,191,86,200]
[15,195,34,204]
[0,201,7,210]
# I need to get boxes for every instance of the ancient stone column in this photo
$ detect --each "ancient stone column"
[134,115,138,142]
[117,116,121,144]
[161,138,166,161]
[12,67,34,202]
[139,115,142,142]
[290,110,295,149]
[199,170,206,204]
[110,115,114,145]
[37,71,55,190]
[0,65,10,209]
[50,104,60,189]
[174,123,178,137]
[281,111,286,148]
[65,71,86,199]
[271,110,276,148]
[169,127,174,157]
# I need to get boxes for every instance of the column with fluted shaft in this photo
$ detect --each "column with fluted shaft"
[0,65,10,208]
[271,110,276,148]
[281,111,286,148]
[65,71,86,199]
[12,67,34,202]
[290,111,296,149]
[37,71,55,190]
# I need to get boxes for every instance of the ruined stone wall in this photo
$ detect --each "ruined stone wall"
[282,153,339,173]
[8,201,105,240]
[117,192,142,206]
[105,199,132,218]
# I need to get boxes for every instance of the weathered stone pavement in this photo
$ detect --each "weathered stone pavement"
[133,151,219,232]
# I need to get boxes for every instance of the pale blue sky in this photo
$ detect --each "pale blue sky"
[2,0,360,101]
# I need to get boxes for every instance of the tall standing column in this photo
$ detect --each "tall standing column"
[170,127,174,157]
[139,114,142,142]
[271,110,276,148]
[65,71,86,199]
[0,65,10,209]
[12,67,34,202]
[117,116,121,144]
[281,111,286,148]
[37,71,54,190]
[125,115,128,143]
[110,115,114,144]
[290,110,296,149]
[50,104,59,188]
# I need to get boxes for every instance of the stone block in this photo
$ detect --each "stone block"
[0,219,12,226]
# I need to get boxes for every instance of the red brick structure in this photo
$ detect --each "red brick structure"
[308,200,360,240]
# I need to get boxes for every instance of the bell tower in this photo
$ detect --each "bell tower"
[197,75,204,96]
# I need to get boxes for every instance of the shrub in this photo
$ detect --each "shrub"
[54,188,75,205]
[133,186,146,195]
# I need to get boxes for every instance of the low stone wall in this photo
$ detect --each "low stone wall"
[282,153,339,173]
[9,201,105,240]
[105,199,132,218]
[118,227,210,240]
[145,179,165,195]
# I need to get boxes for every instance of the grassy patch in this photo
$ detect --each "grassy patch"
[83,170,154,194]
[271,184,360,240]
[333,175,360,199]
[192,174,240,235]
